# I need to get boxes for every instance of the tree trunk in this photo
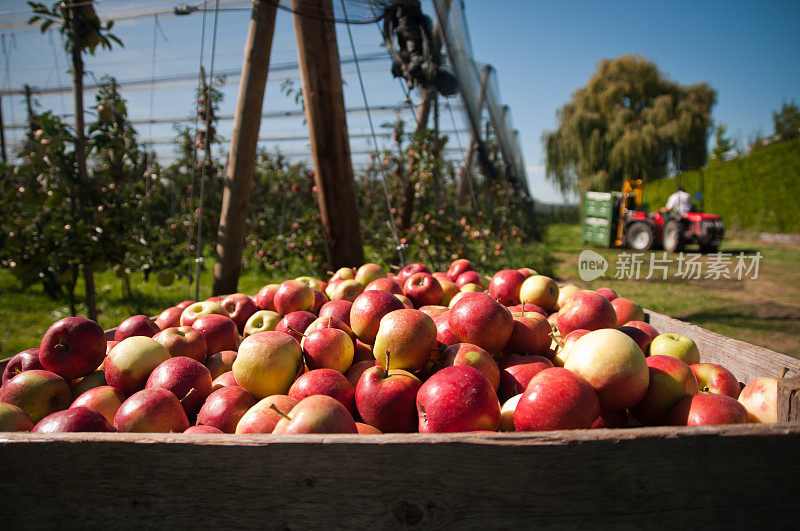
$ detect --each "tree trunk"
[292,0,364,269]
[213,0,278,296]
[69,1,97,321]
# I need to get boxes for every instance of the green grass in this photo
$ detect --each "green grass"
[545,224,800,358]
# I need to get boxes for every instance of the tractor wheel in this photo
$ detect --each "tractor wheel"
[664,220,684,253]
[626,222,656,251]
[700,241,721,254]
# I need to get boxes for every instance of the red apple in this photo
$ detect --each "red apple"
[301,328,354,373]
[153,326,208,362]
[372,309,437,372]
[114,387,190,433]
[235,394,298,434]
[180,302,230,328]
[438,278,460,307]
[555,329,591,367]
[488,269,527,306]
[233,332,303,399]
[155,306,183,330]
[176,300,195,311]
[441,343,499,391]
[418,305,449,318]
[329,267,356,283]
[448,292,514,356]
[0,402,34,432]
[2,348,44,386]
[0,370,72,423]
[611,297,645,325]
[508,303,548,318]
[395,294,414,309]
[356,422,383,434]
[310,289,328,314]
[498,354,554,402]
[669,393,749,426]
[503,313,552,357]
[417,366,500,433]
[349,290,405,345]
[70,385,126,424]
[433,311,459,347]
[104,337,171,395]
[630,355,699,426]
[274,280,314,316]
[33,407,116,433]
[305,315,355,341]
[318,300,353,326]
[196,385,257,433]
[70,370,107,397]
[396,262,431,286]
[272,395,357,434]
[690,363,741,398]
[556,284,581,310]
[146,356,213,418]
[514,367,601,431]
[625,321,660,343]
[275,310,317,343]
[403,272,443,307]
[454,270,482,288]
[355,361,422,433]
[446,258,477,281]
[345,360,379,388]
[288,368,356,415]
[191,314,239,356]
[253,284,280,311]
[211,370,238,391]
[221,293,259,334]
[738,377,778,423]
[40,317,106,380]
[617,326,652,356]
[355,263,387,286]
[556,290,618,336]
[595,287,618,301]
[184,425,223,434]
[365,277,403,295]
[591,408,629,429]
[205,350,237,379]
[114,315,160,342]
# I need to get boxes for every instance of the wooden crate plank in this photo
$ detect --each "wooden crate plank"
[2,426,800,528]
[778,377,800,422]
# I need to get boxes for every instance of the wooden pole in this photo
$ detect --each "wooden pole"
[291,0,364,269]
[213,0,278,295]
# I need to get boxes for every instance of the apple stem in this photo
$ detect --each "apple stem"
[327,316,333,328]
[180,388,196,404]
[521,300,528,317]
[286,324,306,338]
[383,350,391,378]
[781,366,789,378]
[269,403,292,421]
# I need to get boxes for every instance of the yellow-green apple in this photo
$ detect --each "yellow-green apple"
[70,370,107,397]
[617,325,652,356]
[418,305,449,318]
[649,333,700,365]
[355,359,422,432]
[557,290,618,336]
[625,321,660,344]
[0,402,34,431]
[295,276,326,292]
[70,385,126,424]
[591,408,629,429]
[630,355,699,425]
[438,279,460,306]
[104,337,171,395]
[155,306,183,330]
[184,425,223,434]
[114,388,190,433]
[330,267,356,283]
[33,407,115,433]
[235,394,298,434]
[441,343,499,391]
[205,350,237,379]
[253,283,280,311]
[319,300,353,326]
[275,310,317,343]
[668,393,749,426]
[508,302,548,318]
[146,356,213,418]
[153,326,208,362]
[611,297,645,325]
[365,277,403,294]
[498,354,553,402]
[345,359,378,388]
[454,270,482,288]
[595,287,618,301]
[233,332,302,399]
[563,329,649,410]
[396,262,431,286]
[191,314,239,356]
[433,311,458,347]
[690,363,741,398]
[519,275,559,313]
[274,279,314,315]
[395,294,414,309]
[553,329,590,367]
[243,310,281,338]
[221,293,259,334]
[373,309,437,372]
[355,263,388,286]
[459,283,484,294]
[489,269,527,306]
[446,258,477,281]
[517,267,538,278]
[114,315,160,342]
[556,284,580,309]
[40,317,106,380]
[330,279,364,302]
[503,313,552,357]
[499,394,522,432]
[301,328,354,373]
[272,394,357,434]
[416,365,500,433]
[514,367,601,431]
[738,377,778,423]
[288,368,356,415]
[356,422,382,434]
[180,301,230,327]
[403,272,443,307]
[448,292,514,356]
[2,348,44,386]
[350,291,405,345]
[211,370,238,391]
[196,385,256,433]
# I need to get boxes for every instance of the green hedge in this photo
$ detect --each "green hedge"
[643,138,800,233]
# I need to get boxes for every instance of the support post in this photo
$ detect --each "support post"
[397,88,434,233]
[0,94,6,163]
[212,0,278,295]
[291,0,364,269]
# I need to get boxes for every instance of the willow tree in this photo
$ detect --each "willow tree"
[543,55,716,196]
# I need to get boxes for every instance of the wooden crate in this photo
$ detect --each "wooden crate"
[2,310,800,528]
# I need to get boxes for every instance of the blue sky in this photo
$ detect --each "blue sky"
[1,0,798,203]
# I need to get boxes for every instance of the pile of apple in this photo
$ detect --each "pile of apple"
[0,259,780,435]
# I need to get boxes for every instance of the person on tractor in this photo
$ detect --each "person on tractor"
[661,186,693,216]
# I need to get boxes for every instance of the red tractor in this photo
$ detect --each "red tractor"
[582,180,725,253]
